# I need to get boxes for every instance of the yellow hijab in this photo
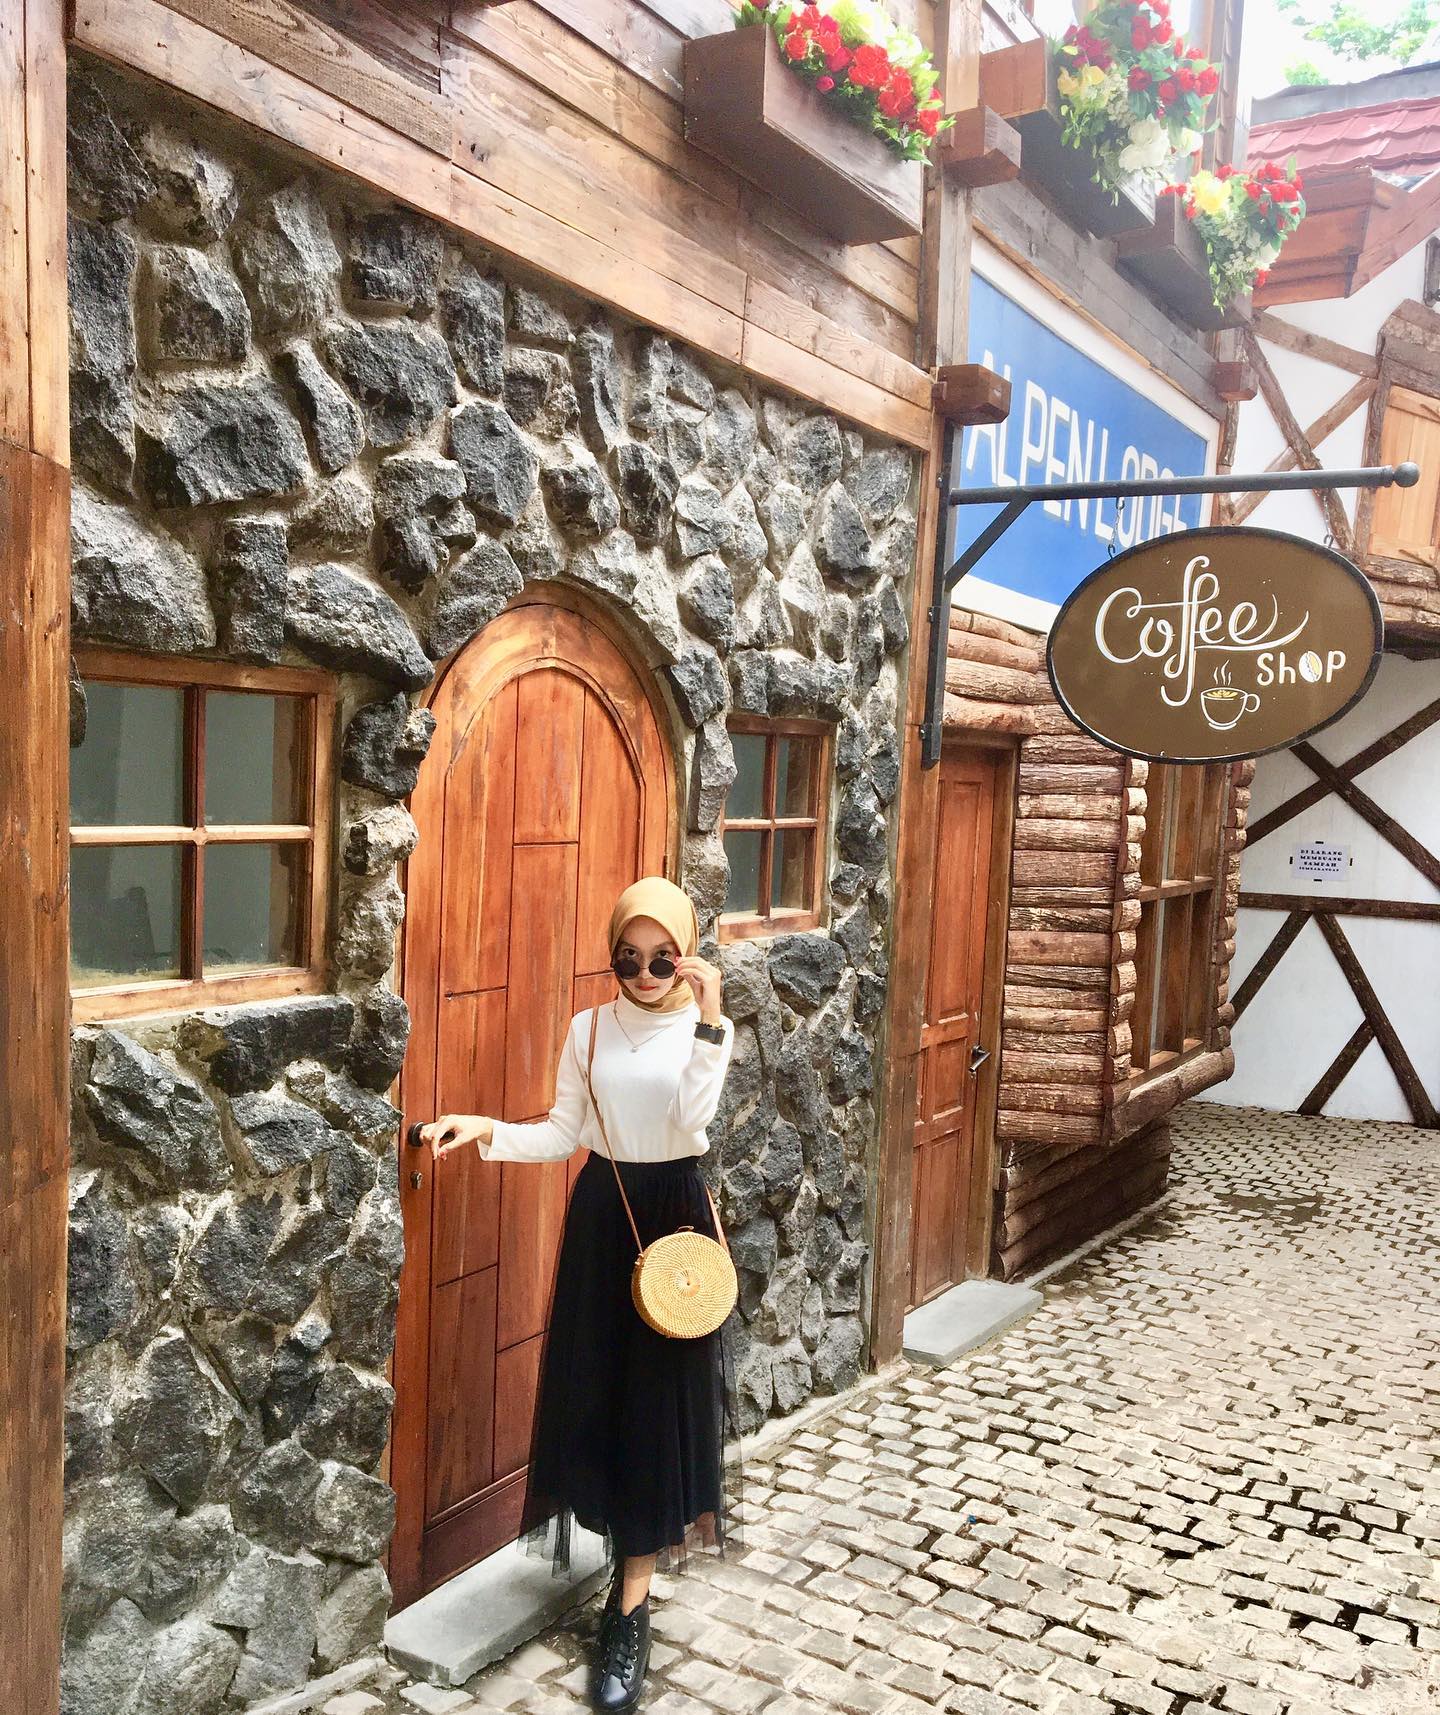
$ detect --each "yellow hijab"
[608,876,698,1014]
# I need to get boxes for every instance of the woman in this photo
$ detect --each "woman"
[420,876,739,1714]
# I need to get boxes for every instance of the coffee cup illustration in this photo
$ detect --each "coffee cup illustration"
[1200,685,1260,730]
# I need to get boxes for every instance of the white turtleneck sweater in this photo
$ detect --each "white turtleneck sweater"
[480,991,736,1164]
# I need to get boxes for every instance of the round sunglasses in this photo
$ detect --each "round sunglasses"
[611,950,679,981]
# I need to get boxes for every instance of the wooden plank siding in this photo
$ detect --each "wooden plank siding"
[2,3,71,1713]
[70,0,934,447]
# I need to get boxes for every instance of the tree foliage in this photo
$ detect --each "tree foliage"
[1277,0,1438,78]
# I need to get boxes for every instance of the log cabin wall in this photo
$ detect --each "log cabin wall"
[943,612,1251,1279]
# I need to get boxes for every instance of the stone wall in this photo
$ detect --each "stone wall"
[61,56,919,1714]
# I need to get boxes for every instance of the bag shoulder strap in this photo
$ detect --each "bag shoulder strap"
[585,1003,644,1255]
[584,1002,732,1261]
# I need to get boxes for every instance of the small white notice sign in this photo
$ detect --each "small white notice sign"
[1292,842,1349,883]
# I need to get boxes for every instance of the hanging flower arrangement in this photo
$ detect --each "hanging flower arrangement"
[733,1,952,161]
[1161,159,1306,305]
[1054,0,1218,195]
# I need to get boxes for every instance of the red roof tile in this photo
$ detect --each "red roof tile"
[1249,96,1440,179]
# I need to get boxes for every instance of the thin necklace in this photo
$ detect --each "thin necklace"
[612,997,684,1052]
[612,999,646,1053]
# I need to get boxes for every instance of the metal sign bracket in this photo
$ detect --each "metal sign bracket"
[919,446,1420,768]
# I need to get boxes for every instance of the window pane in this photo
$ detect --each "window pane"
[776,735,818,819]
[722,829,764,916]
[70,844,183,987]
[203,843,304,975]
[71,683,184,827]
[774,829,813,911]
[728,733,768,821]
[205,692,305,825]
[1147,899,1170,1058]
[1185,890,1216,1042]
[1139,766,1170,888]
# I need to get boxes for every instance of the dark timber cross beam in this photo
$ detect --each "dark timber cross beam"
[1245,693,1440,845]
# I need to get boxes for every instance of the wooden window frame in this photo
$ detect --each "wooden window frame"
[70,646,337,1022]
[1127,761,1228,1084]
[717,714,833,942]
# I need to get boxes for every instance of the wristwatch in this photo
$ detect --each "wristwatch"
[694,1020,725,1044]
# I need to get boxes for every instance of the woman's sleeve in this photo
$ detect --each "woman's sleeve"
[480,1015,590,1164]
[667,1015,737,1133]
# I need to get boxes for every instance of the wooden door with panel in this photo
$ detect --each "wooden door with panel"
[909,749,998,1309]
[391,594,674,1606]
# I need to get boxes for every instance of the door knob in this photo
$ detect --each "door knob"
[969,1045,991,1075]
[406,1122,426,1148]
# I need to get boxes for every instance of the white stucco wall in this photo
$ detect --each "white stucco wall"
[1201,248,1440,1122]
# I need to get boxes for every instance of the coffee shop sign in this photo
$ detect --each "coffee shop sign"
[1046,528,1384,763]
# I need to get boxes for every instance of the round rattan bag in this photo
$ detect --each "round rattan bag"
[631,1228,738,1339]
[585,1002,738,1340]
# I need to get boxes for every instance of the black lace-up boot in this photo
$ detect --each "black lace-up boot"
[590,1591,650,1712]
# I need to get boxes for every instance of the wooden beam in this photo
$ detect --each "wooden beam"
[1313,913,1438,1127]
[1240,892,1440,922]
[938,105,1022,188]
[1245,328,1353,552]
[1291,740,1440,892]
[933,362,1011,424]
[0,9,70,1715]
[1245,694,1440,846]
[1251,309,1379,380]
[161,0,452,151]
[1229,373,1375,524]
[1297,1020,1374,1116]
[1230,909,1306,1021]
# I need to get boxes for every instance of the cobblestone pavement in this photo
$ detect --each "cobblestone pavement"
[348,1104,1440,1715]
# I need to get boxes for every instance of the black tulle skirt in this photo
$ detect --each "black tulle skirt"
[518,1152,745,1575]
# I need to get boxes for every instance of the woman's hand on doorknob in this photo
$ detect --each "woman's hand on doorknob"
[419,1114,494,1160]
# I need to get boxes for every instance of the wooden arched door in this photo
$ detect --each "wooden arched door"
[389,594,674,1607]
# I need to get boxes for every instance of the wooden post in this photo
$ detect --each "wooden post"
[870,0,980,1367]
[0,5,70,1714]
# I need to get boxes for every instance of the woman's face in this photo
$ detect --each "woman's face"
[614,916,681,1002]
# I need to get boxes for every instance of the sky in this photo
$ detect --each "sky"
[1238,0,1396,102]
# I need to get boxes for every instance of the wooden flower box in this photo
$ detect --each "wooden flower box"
[683,25,924,246]
[977,38,1156,239]
[1114,193,1252,331]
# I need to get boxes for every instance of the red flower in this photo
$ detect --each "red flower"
[1132,20,1152,47]
[917,104,942,137]
[1272,182,1298,202]
[816,73,835,91]
[1176,66,1195,90]
[849,42,891,88]
[1129,66,1151,89]
[798,4,823,25]
[784,28,809,60]
[825,42,852,70]
[1197,64,1219,93]
[1255,269,1270,286]
[1154,19,1173,42]
[816,12,839,42]
[1158,78,1178,100]
[1217,161,1236,178]
[1186,44,1206,59]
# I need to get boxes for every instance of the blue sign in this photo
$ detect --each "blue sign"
[952,274,1212,613]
